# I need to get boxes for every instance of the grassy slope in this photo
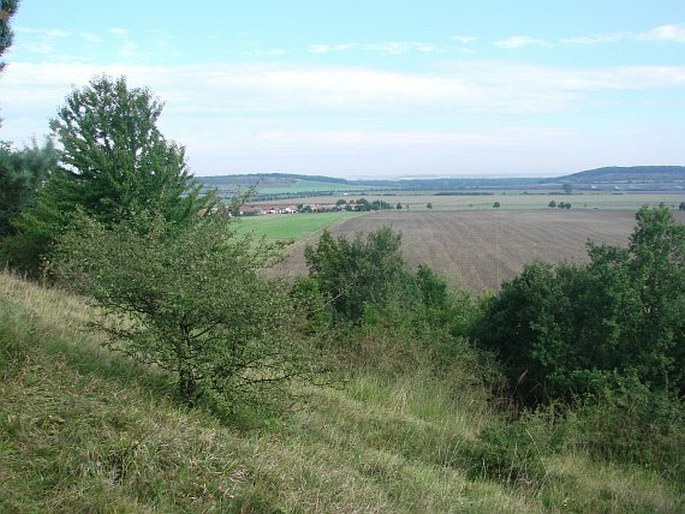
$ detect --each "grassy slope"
[1,271,683,513]
[256,179,379,194]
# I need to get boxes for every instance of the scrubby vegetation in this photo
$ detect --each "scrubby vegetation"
[1,75,684,512]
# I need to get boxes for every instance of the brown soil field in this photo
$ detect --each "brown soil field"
[274,209,685,293]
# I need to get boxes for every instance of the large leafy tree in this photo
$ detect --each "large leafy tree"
[5,76,211,275]
[48,75,207,225]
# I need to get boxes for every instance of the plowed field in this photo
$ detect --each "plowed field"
[274,209,685,292]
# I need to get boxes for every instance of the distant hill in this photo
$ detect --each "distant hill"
[559,166,685,183]
[196,166,685,198]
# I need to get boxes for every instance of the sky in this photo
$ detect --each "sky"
[1,0,684,179]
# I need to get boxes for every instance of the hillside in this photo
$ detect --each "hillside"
[2,270,684,512]
[560,166,685,183]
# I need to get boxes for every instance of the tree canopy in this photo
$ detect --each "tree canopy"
[49,75,207,226]
[0,0,19,73]
[3,75,212,275]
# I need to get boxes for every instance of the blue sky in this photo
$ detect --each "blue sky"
[1,0,684,178]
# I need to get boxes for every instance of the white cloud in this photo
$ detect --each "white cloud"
[308,43,356,54]
[561,32,628,46]
[309,41,444,55]
[1,60,683,174]
[16,27,73,38]
[365,41,443,55]
[248,48,286,57]
[639,24,685,43]
[494,36,553,49]
[79,32,103,44]
[3,61,684,128]
[451,35,477,45]
[109,27,129,36]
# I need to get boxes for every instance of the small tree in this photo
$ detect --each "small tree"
[56,213,316,411]
[679,201,685,211]
[493,201,501,208]
[0,139,59,238]
[548,200,556,208]
[304,227,409,324]
[396,202,403,210]
[562,181,573,195]
[427,202,433,209]
[356,197,371,211]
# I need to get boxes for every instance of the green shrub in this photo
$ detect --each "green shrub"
[56,213,320,413]
[304,227,410,325]
[465,406,566,487]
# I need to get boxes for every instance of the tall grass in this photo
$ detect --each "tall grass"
[1,270,683,512]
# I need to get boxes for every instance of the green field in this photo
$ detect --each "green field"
[234,211,365,240]
[256,179,381,195]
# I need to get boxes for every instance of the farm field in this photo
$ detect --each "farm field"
[257,192,685,212]
[255,179,381,195]
[235,211,362,240]
[274,209,685,292]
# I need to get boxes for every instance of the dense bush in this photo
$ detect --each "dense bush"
[0,139,59,238]
[570,373,685,482]
[304,227,410,325]
[303,227,485,378]
[473,205,684,406]
[56,213,319,413]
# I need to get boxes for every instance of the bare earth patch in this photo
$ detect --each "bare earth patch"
[275,209,685,292]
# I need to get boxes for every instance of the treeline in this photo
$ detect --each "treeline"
[2,76,684,485]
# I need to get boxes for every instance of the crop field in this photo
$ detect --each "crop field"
[259,192,685,212]
[274,209,685,292]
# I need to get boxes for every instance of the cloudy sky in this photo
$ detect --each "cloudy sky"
[1,0,684,178]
